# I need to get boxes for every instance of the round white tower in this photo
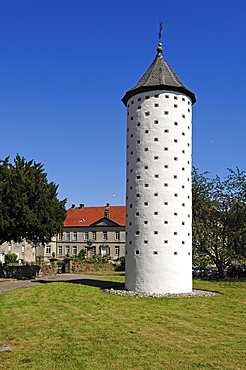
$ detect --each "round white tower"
[122,43,196,294]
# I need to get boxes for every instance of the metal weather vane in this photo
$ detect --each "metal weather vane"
[158,19,163,42]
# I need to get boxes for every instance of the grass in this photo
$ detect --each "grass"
[0,277,245,370]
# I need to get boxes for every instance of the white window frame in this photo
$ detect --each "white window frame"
[115,231,120,240]
[46,246,51,254]
[65,246,70,254]
[58,246,62,255]
[115,246,119,256]
[58,233,62,240]
[65,232,70,240]
[92,231,96,240]
[72,246,77,255]
[73,232,77,241]
[84,232,89,241]
[102,231,107,240]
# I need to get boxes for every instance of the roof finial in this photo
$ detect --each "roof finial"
[157,19,163,54]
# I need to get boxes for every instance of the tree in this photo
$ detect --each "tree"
[192,167,246,277]
[0,155,67,246]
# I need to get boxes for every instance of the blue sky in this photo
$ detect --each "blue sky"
[1,0,246,207]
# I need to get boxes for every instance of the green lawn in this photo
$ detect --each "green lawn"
[0,277,245,370]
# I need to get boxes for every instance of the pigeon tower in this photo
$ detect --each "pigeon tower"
[122,41,196,293]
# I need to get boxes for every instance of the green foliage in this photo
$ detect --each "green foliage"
[5,253,18,265]
[0,155,67,245]
[192,167,246,277]
[92,255,109,264]
[115,256,125,271]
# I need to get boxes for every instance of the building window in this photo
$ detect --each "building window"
[165,95,169,98]
[154,104,159,107]
[115,246,119,256]
[164,129,169,133]
[65,246,70,254]
[73,246,77,255]
[145,112,150,116]
[84,232,89,241]
[103,232,107,240]
[58,246,62,255]
[92,231,96,240]
[58,233,62,240]
[115,231,120,240]
[46,246,51,254]
[145,130,149,134]
[22,246,25,253]
[154,120,159,124]
[92,246,96,255]
[73,232,77,240]
[164,111,169,115]
[65,232,70,240]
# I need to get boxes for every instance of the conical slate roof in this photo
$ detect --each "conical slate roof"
[122,44,196,106]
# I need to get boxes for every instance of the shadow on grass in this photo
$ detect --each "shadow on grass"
[35,278,125,290]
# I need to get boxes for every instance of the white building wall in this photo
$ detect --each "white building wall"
[125,90,192,293]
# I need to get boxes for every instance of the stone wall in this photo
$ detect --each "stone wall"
[0,265,41,279]
[71,263,114,272]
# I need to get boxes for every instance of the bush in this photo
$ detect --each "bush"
[115,257,125,271]
[5,253,18,265]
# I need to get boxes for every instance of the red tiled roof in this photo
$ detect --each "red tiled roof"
[64,205,126,227]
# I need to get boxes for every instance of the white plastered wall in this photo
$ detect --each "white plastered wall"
[125,90,192,293]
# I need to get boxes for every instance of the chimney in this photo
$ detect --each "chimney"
[104,203,110,218]
[71,204,75,208]
[79,204,84,209]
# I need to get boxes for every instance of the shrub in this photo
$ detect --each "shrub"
[5,253,18,265]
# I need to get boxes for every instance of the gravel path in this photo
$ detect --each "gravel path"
[0,274,103,294]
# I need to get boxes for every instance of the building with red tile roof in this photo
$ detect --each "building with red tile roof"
[36,203,126,262]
